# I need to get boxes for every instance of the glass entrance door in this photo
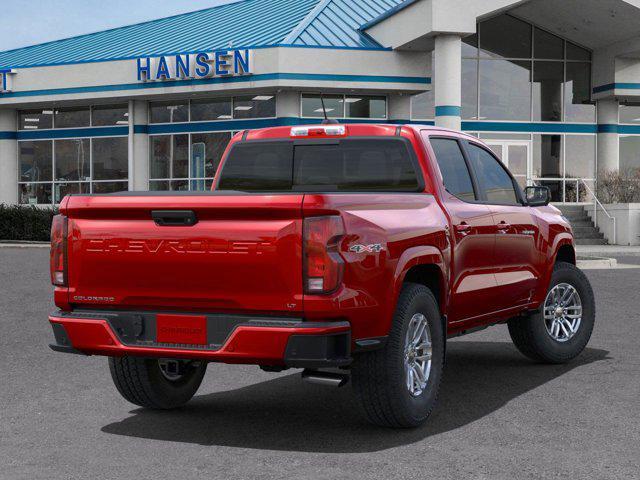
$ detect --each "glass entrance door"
[485,141,530,190]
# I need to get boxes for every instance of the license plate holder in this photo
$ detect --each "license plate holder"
[156,314,207,346]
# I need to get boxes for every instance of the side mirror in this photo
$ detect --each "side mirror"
[525,186,551,207]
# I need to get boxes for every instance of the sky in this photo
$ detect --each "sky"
[0,0,236,52]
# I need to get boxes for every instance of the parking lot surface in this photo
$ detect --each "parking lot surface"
[1,248,638,480]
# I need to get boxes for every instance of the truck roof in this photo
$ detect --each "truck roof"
[239,123,478,142]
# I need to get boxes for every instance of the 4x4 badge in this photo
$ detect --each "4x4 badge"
[349,244,383,253]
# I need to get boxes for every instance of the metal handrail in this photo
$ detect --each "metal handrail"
[578,179,616,245]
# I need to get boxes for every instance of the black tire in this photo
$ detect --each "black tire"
[508,262,595,364]
[108,357,207,409]
[351,283,445,428]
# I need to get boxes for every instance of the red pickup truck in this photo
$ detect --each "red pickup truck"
[49,123,595,428]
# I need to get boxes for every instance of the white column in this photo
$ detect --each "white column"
[130,100,149,191]
[597,98,619,174]
[276,91,300,119]
[434,34,462,130]
[388,93,411,122]
[0,109,17,205]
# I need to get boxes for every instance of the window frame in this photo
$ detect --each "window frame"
[427,135,481,203]
[16,134,129,206]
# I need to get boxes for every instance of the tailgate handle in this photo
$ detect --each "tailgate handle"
[152,210,198,227]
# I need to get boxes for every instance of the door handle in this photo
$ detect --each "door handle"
[497,221,511,232]
[152,210,198,226]
[455,223,472,234]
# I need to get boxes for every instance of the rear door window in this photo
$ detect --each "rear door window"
[218,138,421,192]
[429,138,476,202]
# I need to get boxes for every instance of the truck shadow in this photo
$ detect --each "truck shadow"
[101,341,609,453]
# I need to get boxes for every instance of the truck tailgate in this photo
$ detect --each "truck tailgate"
[61,194,304,314]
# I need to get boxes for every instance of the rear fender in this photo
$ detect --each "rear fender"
[387,246,448,331]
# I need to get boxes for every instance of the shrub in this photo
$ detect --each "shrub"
[596,169,640,204]
[0,204,57,242]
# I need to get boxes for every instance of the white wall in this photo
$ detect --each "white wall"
[587,204,640,246]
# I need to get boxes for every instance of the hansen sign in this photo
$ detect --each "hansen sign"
[136,49,252,82]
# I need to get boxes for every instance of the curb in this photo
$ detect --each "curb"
[0,242,49,249]
[577,256,618,269]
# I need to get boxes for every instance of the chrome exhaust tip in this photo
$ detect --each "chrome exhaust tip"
[301,370,349,388]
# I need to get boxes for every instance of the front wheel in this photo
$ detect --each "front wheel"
[108,357,207,409]
[508,261,595,364]
[351,283,445,428]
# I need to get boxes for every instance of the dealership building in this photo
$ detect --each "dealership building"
[1,0,640,207]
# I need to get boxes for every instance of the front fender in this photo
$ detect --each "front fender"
[534,233,575,305]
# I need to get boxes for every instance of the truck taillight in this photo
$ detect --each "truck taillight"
[50,215,68,287]
[303,216,345,294]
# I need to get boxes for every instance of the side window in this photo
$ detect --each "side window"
[466,143,518,204]
[429,138,476,202]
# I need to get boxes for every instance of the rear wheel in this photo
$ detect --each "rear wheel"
[108,357,207,409]
[508,261,595,364]
[351,283,445,428]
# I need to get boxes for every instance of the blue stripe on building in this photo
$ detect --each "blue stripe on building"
[435,106,461,117]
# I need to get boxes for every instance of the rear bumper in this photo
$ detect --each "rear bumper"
[49,311,351,368]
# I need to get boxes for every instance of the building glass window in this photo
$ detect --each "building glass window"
[233,95,276,119]
[413,14,594,124]
[479,60,532,121]
[565,63,595,122]
[150,101,189,123]
[191,98,232,121]
[567,42,591,62]
[19,184,53,205]
[92,104,129,126]
[301,94,388,119]
[191,132,230,179]
[619,104,640,124]
[564,135,596,181]
[462,59,479,119]
[345,96,387,119]
[149,132,233,191]
[54,107,90,129]
[18,136,128,205]
[92,137,128,181]
[18,109,53,130]
[19,141,53,183]
[55,139,90,182]
[533,134,563,201]
[620,136,640,171]
[479,14,532,59]
[301,94,344,118]
[534,28,564,60]
[533,61,564,122]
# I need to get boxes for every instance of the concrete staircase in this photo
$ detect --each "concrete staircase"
[557,205,607,245]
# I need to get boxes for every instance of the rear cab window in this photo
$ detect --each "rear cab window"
[217,138,423,192]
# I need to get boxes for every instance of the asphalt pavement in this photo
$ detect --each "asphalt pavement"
[1,248,638,480]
